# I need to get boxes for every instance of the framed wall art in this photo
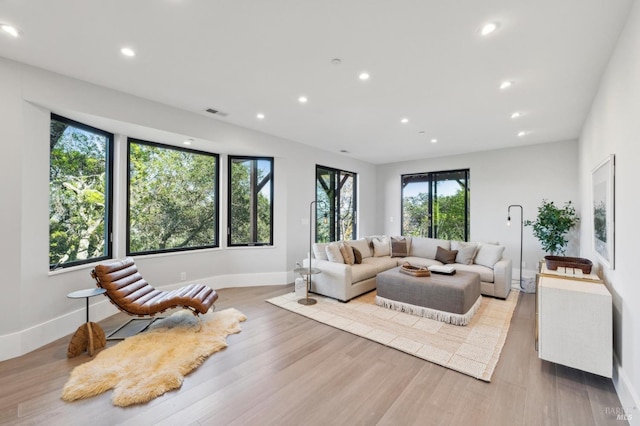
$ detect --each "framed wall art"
[592,154,615,269]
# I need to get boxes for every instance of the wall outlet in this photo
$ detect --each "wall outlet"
[180,272,186,281]
[390,216,394,222]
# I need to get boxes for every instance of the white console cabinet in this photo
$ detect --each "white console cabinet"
[537,275,612,377]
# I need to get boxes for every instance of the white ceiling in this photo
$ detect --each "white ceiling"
[0,0,633,164]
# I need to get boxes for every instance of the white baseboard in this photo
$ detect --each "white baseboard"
[613,353,640,425]
[0,271,289,362]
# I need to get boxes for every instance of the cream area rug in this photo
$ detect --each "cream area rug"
[267,290,518,381]
[61,308,246,407]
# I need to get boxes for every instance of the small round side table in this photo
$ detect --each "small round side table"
[67,288,107,358]
[293,267,321,305]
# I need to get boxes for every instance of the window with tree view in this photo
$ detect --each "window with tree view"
[316,165,357,242]
[127,139,219,255]
[401,169,469,241]
[49,115,113,269]
[228,156,273,246]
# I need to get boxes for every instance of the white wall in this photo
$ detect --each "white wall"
[0,57,378,361]
[578,1,640,422]
[376,140,580,272]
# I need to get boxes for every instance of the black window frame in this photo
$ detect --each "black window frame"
[315,165,357,242]
[227,155,274,247]
[49,114,114,270]
[126,138,220,256]
[401,168,470,241]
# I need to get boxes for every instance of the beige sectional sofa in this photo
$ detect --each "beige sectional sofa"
[303,236,512,302]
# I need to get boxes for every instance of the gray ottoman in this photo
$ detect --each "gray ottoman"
[376,267,481,326]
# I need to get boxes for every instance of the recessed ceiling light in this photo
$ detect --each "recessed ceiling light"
[120,47,135,57]
[431,139,438,144]
[256,113,265,119]
[340,149,350,153]
[298,96,308,104]
[517,131,527,137]
[331,58,342,65]
[480,22,499,36]
[500,80,513,90]
[0,24,20,38]
[511,112,522,119]
[418,131,425,135]
[183,138,194,145]
[401,118,409,124]
[359,72,370,80]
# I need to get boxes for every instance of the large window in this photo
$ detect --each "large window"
[401,169,469,240]
[49,114,113,269]
[127,139,219,255]
[228,156,274,246]
[316,165,357,242]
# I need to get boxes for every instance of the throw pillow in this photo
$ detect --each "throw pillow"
[339,241,355,265]
[312,243,329,261]
[474,243,505,268]
[325,242,344,263]
[348,238,372,258]
[372,237,391,257]
[352,247,362,264]
[454,242,478,265]
[435,246,458,264]
[390,236,409,257]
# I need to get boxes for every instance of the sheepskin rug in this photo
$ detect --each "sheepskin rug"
[61,308,246,407]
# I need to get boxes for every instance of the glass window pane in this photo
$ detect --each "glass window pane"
[49,115,112,269]
[316,165,356,242]
[128,140,218,254]
[433,171,468,241]
[338,173,355,240]
[402,178,430,237]
[228,156,273,246]
[401,170,469,240]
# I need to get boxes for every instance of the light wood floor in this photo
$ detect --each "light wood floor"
[0,285,627,426]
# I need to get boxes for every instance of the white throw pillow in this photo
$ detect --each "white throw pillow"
[452,241,478,265]
[347,238,372,258]
[474,243,505,269]
[372,237,391,257]
[312,243,329,260]
[325,242,345,263]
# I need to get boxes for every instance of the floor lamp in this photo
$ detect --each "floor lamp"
[507,204,524,290]
[299,200,319,305]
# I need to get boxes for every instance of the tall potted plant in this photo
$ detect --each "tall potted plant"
[525,199,579,255]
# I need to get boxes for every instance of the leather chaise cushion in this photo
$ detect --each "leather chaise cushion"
[93,257,218,316]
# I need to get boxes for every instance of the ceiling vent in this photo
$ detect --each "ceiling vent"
[205,108,228,117]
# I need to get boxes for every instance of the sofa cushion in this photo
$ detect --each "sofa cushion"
[362,256,397,273]
[410,237,450,259]
[455,264,495,283]
[372,237,391,257]
[339,241,355,265]
[313,243,329,260]
[435,246,458,264]
[390,236,409,257]
[325,242,344,263]
[348,238,372,259]
[351,263,378,283]
[451,241,478,265]
[474,243,505,269]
